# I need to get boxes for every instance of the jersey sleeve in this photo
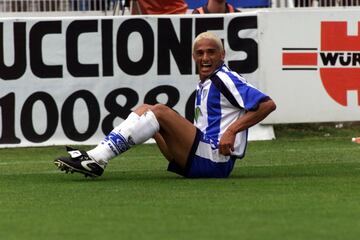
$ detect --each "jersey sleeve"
[237,83,270,111]
[217,68,270,111]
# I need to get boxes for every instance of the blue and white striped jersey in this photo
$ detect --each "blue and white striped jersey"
[194,64,269,158]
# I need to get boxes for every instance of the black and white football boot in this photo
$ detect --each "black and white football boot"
[54,146,106,178]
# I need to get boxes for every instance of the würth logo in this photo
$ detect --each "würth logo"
[282,21,360,106]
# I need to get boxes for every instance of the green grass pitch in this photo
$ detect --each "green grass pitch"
[1,124,360,240]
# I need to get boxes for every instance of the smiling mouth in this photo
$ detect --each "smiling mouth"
[201,63,212,69]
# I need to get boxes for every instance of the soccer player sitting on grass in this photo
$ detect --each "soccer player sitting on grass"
[54,32,276,178]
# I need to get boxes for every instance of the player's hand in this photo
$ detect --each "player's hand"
[219,129,236,156]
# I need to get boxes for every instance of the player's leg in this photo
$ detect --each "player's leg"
[153,132,174,162]
[87,103,196,168]
[86,104,151,163]
[54,103,196,177]
[54,104,156,177]
[149,104,197,168]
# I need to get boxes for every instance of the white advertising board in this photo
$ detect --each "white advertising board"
[0,13,270,147]
[258,9,360,123]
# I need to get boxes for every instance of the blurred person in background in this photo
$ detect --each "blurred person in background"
[131,0,188,14]
[192,0,240,14]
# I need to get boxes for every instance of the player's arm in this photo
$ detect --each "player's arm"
[219,98,276,155]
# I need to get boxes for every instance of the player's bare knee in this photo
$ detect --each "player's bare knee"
[150,104,171,121]
[134,104,152,115]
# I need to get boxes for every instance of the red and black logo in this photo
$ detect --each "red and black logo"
[282,21,360,106]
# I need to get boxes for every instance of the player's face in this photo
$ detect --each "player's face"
[193,38,225,81]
